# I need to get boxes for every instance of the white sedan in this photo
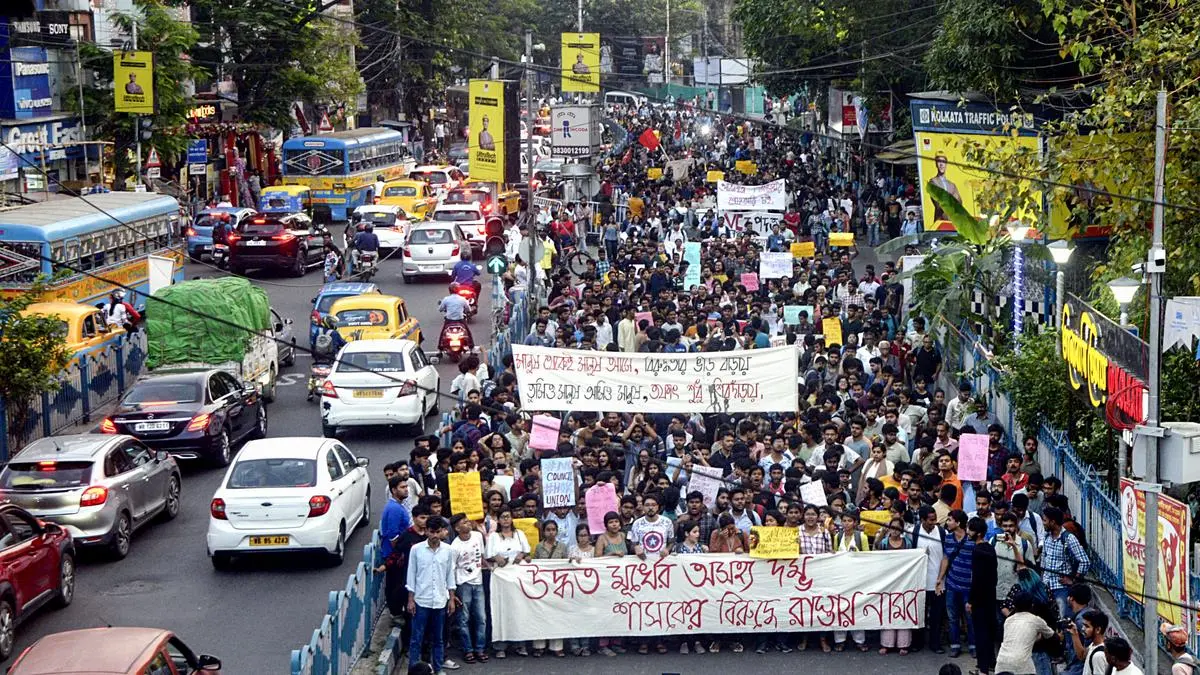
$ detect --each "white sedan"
[206,437,371,569]
[319,339,440,437]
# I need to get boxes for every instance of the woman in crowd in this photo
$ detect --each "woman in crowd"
[486,509,530,659]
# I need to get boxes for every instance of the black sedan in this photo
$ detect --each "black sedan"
[100,369,267,467]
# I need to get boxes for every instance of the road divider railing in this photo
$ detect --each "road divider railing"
[290,531,385,675]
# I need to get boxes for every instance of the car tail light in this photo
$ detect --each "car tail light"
[403,247,412,258]
[478,226,486,234]
[449,336,462,346]
[451,245,460,256]
[186,227,197,237]
[311,310,322,325]
[272,232,296,242]
[210,498,227,520]
[80,486,108,507]
[308,495,332,517]
[37,461,57,471]
[321,380,338,398]
[227,234,240,244]
[186,413,212,432]
[397,380,417,396]
[100,418,117,434]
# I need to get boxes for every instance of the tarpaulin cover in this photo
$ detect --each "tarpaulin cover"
[146,277,270,369]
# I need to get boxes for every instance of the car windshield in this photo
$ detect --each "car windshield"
[338,351,407,372]
[433,210,479,222]
[363,213,398,227]
[123,382,201,405]
[336,309,389,326]
[264,197,295,209]
[316,294,353,313]
[385,186,418,197]
[444,191,487,204]
[409,229,453,245]
[193,215,225,228]
[412,171,448,184]
[0,461,93,490]
[239,220,285,235]
[227,459,317,489]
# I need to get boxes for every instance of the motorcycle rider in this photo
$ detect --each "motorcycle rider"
[450,247,481,297]
[101,289,140,331]
[308,316,346,401]
[438,286,473,349]
[350,221,381,277]
[210,212,234,265]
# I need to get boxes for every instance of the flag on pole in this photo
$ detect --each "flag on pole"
[638,128,661,151]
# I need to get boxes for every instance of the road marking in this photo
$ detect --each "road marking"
[277,373,307,387]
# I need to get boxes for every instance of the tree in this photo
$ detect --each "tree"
[0,287,72,454]
[72,0,203,187]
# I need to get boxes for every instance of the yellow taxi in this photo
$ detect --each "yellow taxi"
[329,294,421,344]
[377,179,438,220]
[23,301,127,358]
[461,179,520,216]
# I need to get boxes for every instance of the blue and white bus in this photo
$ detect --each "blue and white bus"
[0,192,185,306]
[281,128,416,222]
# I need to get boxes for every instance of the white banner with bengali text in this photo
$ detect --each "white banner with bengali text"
[511,344,799,413]
[719,211,783,236]
[490,551,927,641]
[716,179,787,211]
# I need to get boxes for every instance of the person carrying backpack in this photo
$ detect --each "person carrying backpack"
[1162,621,1198,675]
[312,316,345,365]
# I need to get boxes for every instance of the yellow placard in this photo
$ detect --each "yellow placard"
[860,509,892,539]
[822,317,844,347]
[468,80,505,183]
[791,241,814,258]
[735,160,757,175]
[829,232,855,247]
[748,526,799,559]
[447,472,484,520]
[647,167,663,180]
[706,170,725,183]
[514,517,540,550]
[114,51,155,114]
[561,33,600,93]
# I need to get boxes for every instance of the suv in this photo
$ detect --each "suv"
[227,213,328,277]
[9,627,221,674]
[0,503,75,660]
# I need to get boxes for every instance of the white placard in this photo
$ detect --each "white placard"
[717,179,786,211]
[759,251,794,279]
[490,550,927,641]
[686,465,726,510]
[799,481,827,507]
[511,344,799,413]
[540,457,576,507]
[551,105,601,157]
[720,211,783,236]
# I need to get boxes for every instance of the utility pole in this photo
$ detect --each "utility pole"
[577,0,583,32]
[132,21,142,190]
[525,29,538,322]
[664,0,670,87]
[1139,87,1168,675]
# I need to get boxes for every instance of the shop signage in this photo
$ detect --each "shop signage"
[1061,293,1149,425]
[187,104,218,122]
[8,11,74,47]
[2,118,85,163]
[2,47,53,119]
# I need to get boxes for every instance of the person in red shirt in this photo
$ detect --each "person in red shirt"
[1000,453,1029,500]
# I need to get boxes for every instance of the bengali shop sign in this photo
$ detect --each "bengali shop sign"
[1119,478,1191,624]
[490,551,927,641]
[510,344,799,413]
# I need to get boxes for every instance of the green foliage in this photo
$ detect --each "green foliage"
[0,287,72,450]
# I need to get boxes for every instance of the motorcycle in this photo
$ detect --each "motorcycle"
[212,242,230,270]
[437,321,473,363]
[449,281,479,322]
[306,363,332,402]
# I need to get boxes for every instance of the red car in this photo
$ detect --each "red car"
[0,503,75,660]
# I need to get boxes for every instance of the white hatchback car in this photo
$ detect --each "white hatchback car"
[319,339,440,437]
[206,437,370,569]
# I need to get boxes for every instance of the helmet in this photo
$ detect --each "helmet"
[112,289,126,301]
[323,316,339,330]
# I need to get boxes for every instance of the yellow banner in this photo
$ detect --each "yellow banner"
[561,33,600,92]
[514,517,540,550]
[791,241,814,258]
[1120,478,1190,624]
[114,51,155,114]
[915,131,1040,233]
[448,472,484,520]
[829,232,855,247]
[647,167,663,180]
[822,317,843,347]
[706,170,724,183]
[749,526,799,559]
[735,160,757,175]
[468,80,506,183]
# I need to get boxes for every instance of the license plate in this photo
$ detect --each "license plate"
[419,265,440,272]
[134,421,170,432]
[249,535,290,546]
[246,240,267,246]
[353,389,384,398]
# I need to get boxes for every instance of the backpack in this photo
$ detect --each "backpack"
[451,421,482,450]
[314,331,334,355]
[834,530,870,552]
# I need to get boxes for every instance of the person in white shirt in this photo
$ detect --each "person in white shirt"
[1102,637,1143,675]
[406,516,458,673]
[913,506,947,651]
[450,515,488,661]
[946,384,974,430]
[594,312,614,349]
[1067,609,1111,675]
[995,593,1055,675]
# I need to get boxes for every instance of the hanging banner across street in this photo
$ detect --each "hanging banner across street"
[717,179,787,211]
[561,33,601,92]
[490,550,928,641]
[511,344,799,413]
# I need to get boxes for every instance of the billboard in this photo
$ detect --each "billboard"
[561,33,600,93]
[114,51,155,114]
[914,131,1040,232]
[1120,478,1190,625]
[602,37,643,77]
[550,105,600,157]
[468,79,519,184]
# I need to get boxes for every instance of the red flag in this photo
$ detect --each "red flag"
[621,148,632,165]
[638,128,660,151]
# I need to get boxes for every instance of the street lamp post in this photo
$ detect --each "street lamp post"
[1048,239,1074,333]
[1107,276,1141,327]
[1006,223,1031,344]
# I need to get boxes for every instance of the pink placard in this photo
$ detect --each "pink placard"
[586,483,619,535]
[529,414,562,451]
[635,311,654,328]
[957,433,990,482]
[740,273,760,291]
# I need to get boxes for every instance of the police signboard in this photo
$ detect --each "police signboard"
[550,105,600,158]
[187,139,208,164]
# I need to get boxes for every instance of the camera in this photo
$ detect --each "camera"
[1148,246,1166,273]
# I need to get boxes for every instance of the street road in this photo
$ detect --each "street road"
[13,254,487,673]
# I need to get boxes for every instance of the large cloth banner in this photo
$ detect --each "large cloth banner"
[720,211,783,236]
[716,180,786,211]
[490,551,927,641]
[1119,478,1190,624]
[511,344,799,413]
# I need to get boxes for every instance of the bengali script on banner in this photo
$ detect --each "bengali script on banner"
[1119,478,1191,624]
[489,551,927,641]
[510,344,799,413]
[716,179,787,211]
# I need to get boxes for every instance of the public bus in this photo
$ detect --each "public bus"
[280,128,416,222]
[0,192,185,306]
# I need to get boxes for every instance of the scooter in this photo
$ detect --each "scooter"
[306,363,332,402]
[437,321,473,363]
[356,251,378,282]
[212,242,230,270]
[449,281,479,322]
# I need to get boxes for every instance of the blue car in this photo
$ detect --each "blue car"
[309,281,381,346]
[187,207,256,261]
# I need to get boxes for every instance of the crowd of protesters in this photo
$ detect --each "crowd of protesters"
[375,101,1170,675]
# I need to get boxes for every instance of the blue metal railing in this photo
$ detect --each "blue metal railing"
[290,531,384,675]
